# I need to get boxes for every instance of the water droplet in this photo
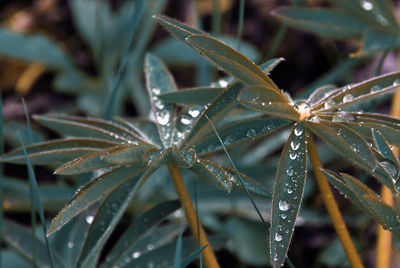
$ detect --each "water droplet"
[147,244,154,251]
[360,0,373,11]
[324,99,336,109]
[287,168,294,176]
[381,160,399,180]
[188,107,201,117]
[307,115,320,123]
[86,215,94,224]
[152,87,161,95]
[280,214,287,219]
[294,102,310,114]
[332,111,355,122]
[275,233,283,242]
[294,127,303,136]
[180,116,192,125]
[287,189,293,194]
[156,111,170,125]
[247,129,256,137]
[290,140,300,151]
[343,94,354,103]
[68,242,74,248]
[224,135,234,145]
[218,79,228,87]
[370,85,382,93]
[132,252,141,259]
[279,199,291,211]
[393,79,400,87]
[376,14,388,26]
[289,153,297,160]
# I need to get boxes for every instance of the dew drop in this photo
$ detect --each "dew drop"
[290,140,300,151]
[307,115,320,123]
[147,244,154,251]
[247,129,256,137]
[376,14,388,26]
[287,189,293,194]
[294,127,303,136]
[279,199,291,211]
[324,99,336,109]
[224,135,234,145]
[218,79,229,87]
[68,242,74,249]
[393,79,400,87]
[152,87,161,95]
[289,153,297,160]
[370,85,382,93]
[180,116,192,125]
[280,214,287,219]
[132,252,141,259]
[360,0,373,11]
[275,233,283,242]
[380,160,399,180]
[287,168,294,176]
[156,111,170,125]
[332,111,355,122]
[188,107,201,117]
[343,94,354,103]
[86,215,94,224]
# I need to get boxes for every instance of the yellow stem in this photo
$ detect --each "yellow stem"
[167,163,220,268]
[375,78,400,268]
[307,135,364,268]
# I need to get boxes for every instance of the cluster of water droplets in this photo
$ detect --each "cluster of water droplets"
[332,110,355,123]
[360,0,389,26]
[172,105,203,146]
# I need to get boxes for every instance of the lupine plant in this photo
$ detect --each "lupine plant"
[2,1,400,268]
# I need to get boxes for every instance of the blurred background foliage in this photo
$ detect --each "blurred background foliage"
[1,0,400,267]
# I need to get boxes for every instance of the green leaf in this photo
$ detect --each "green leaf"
[189,159,232,192]
[194,117,290,155]
[273,8,367,39]
[270,123,307,268]
[78,170,154,266]
[0,138,115,166]
[101,142,157,165]
[114,118,163,148]
[357,29,400,56]
[103,200,181,267]
[47,166,146,235]
[145,53,178,147]
[158,87,224,106]
[308,122,376,170]
[0,28,73,69]
[186,35,279,91]
[2,220,66,268]
[372,129,399,163]
[313,71,400,111]
[34,114,142,144]
[173,223,184,268]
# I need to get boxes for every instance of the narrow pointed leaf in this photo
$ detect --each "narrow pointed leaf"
[186,35,279,91]
[190,159,232,192]
[194,117,290,155]
[0,138,116,166]
[33,114,141,144]
[308,122,376,170]
[181,244,208,267]
[372,129,399,164]
[55,148,116,175]
[173,223,184,268]
[273,8,367,39]
[356,29,400,56]
[78,170,154,266]
[104,200,181,267]
[313,71,400,111]
[48,165,146,235]
[158,87,224,105]
[2,220,66,268]
[145,53,177,147]
[154,14,205,44]
[101,142,156,165]
[270,123,307,268]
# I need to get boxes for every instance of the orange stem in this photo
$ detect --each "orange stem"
[307,135,364,268]
[168,163,220,268]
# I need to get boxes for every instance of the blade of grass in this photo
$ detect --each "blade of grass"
[174,222,184,268]
[18,135,55,268]
[182,244,209,267]
[236,0,245,50]
[104,0,145,120]
[0,91,3,268]
[21,99,37,266]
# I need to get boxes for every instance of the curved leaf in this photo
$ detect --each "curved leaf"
[101,142,157,165]
[158,87,224,105]
[186,35,279,91]
[270,123,307,268]
[0,138,115,166]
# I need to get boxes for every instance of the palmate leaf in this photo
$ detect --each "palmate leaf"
[103,200,180,268]
[322,170,400,237]
[77,169,155,266]
[2,220,66,268]
[47,166,146,235]
[270,122,307,268]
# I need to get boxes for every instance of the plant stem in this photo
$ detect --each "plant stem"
[375,75,400,268]
[167,164,220,268]
[307,135,364,268]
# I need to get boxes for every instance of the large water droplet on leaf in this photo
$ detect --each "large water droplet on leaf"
[343,93,354,103]
[132,252,141,259]
[86,215,94,224]
[279,199,291,211]
[370,85,382,93]
[294,127,303,136]
[275,233,283,242]
[291,140,300,151]
[188,107,201,117]
[324,99,336,109]
[360,0,373,11]
[156,111,170,125]
[393,79,400,87]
